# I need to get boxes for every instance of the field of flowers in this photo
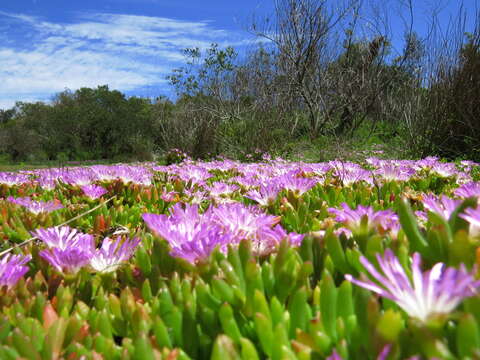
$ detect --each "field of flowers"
[1,155,480,359]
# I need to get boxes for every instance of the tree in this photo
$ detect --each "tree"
[252,0,359,137]
[0,86,156,161]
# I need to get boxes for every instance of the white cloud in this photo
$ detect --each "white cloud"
[0,11,251,109]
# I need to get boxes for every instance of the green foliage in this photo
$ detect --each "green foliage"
[411,32,480,161]
[0,86,156,162]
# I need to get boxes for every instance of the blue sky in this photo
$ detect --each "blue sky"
[0,0,477,109]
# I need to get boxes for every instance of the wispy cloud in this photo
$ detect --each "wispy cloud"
[0,11,251,109]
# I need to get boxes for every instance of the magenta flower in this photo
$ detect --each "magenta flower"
[175,166,213,185]
[422,194,462,220]
[332,164,373,186]
[91,165,118,182]
[210,203,280,243]
[274,173,317,195]
[251,225,304,255]
[143,204,231,263]
[115,165,152,186]
[81,184,107,199]
[430,162,458,177]
[32,226,95,251]
[63,168,96,186]
[168,224,233,263]
[0,254,31,288]
[7,196,63,215]
[183,189,208,204]
[207,182,239,197]
[454,182,480,199]
[40,247,94,274]
[459,207,480,237]
[231,175,260,188]
[374,164,415,181]
[90,236,141,273]
[346,249,480,322]
[161,190,178,202]
[245,184,281,206]
[0,172,30,186]
[328,203,398,234]
[34,226,96,274]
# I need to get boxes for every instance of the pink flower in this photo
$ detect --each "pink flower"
[34,226,95,274]
[245,184,281,206]
[7,196,63,215]
[143,203,231,263]
[0,172,30,186]
[454,182,480,199]
[81,184,107,199]
[32,226,94,251]
[346,250,480,322]
[40,247,94,274]
[422,195,461,220]
[274,172,317,195]
[328,203,398,234]
[0,254,31,288]
[459,207,480,237]
[210,203,280,243]
[90,237,141,273]
[374,164,415,181]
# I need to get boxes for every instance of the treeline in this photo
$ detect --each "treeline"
[1,0,479,162]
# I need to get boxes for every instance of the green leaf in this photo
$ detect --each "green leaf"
[457,314,480,358]
[120,287,136,321]
[142,279,153,302]
[450,230,475,267]
[325,233,348,274]
[63,317,82,349]
[253,290,271,324]
[397,198,428,255]
[320,270,337,341]
[0,345,21,360]
[312,330,331,355]
[227,246,246,291]
[133,333,155,360]
[0,320,11,343]
[108,294,123,319]
[272,323,290,360]
[270,297,285,328]
[220,259,243,291]
[170,306,183,347]
[153,316,172,349]
[376,309,404,342]
[136,246,152,276]
[42,317,68,360]
[212,278,235,304]
[261,262,275,298]
[240,338,260,360]
[254,313,274,357]
[98,310,113,339]
[56,285,73,316]
[196,281,222,310]
[182,303,199,358]
[219,303,242,343]
[12,329,41,360]
[337,281,354,321]
[211,335,241,360]
[288,287,309,338]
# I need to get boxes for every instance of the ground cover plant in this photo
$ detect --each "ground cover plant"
[1,156,480,359]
